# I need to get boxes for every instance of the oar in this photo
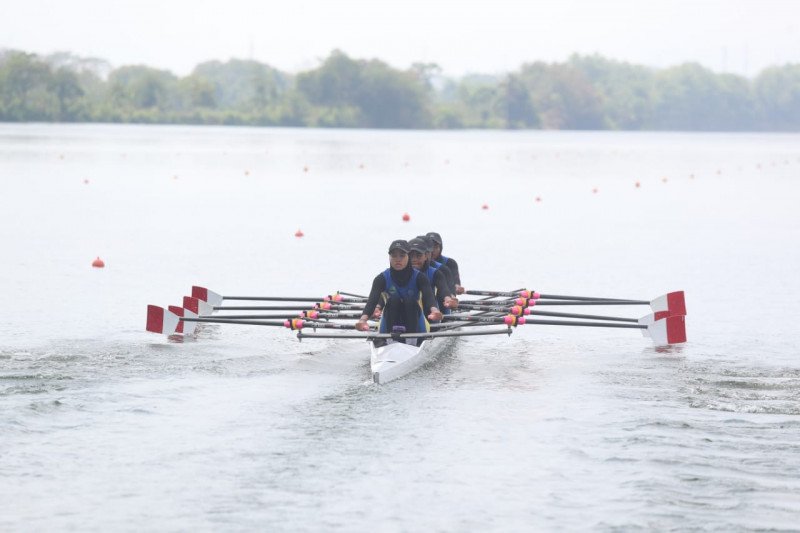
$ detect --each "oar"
[467,289,686,312]
[441,313,686,346]
[181,317,370,331]
[213,302,365,312]
[195,311,363,320]
[296,328,515,341]
[192,286,365,306]
[446,308,640,323]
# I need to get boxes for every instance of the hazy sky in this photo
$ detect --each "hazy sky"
[2,0,798,77]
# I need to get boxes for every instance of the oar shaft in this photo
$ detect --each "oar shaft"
[537,294,648,303]
[467,289,648,303]
[221,296,340,302]
[532,300,647,306]
[214,305,315,311]
[182,317,287,326]
[182,317,365,330]
[525,318,646,329]
[297,328,512,340]
[526,310,639,323]
[214,303,365,311]
[197,312,363,320]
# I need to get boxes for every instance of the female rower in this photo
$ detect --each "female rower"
[355,240,442,342]
[409,236,459,314]
[426,231,464,295]
[408,237,458,314]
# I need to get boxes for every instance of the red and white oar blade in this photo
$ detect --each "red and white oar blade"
[168,305,199,335]
[192,286,224,307]
[146,305,180,335]
[638,311,672,337]
[650,291,686,316]
[646,315,687,346]
[183,296,215,316]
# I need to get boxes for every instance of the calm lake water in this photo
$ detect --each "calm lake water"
[1,124,799,531]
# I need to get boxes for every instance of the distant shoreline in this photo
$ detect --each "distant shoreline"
[2,49,799,131]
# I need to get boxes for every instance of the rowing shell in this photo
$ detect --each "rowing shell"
[370,335,457,384]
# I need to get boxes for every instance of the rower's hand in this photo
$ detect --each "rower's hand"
[371,306,382,319]
[456,285,465,295]
[428,309,443,322]
[444,296,459,309]
[355,320,371,332]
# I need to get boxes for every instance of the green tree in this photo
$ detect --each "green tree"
[754,65,800,131]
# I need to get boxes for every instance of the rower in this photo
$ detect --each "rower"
[408,237,458,315]
[426,231,464,295]
[356,239,443,344]
[417,234,457,297]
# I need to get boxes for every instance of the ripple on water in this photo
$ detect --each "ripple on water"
[688,366,800,415]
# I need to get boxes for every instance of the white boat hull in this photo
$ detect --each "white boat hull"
[370,336,455,384]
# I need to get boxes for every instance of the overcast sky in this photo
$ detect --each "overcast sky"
[2,0,798,77]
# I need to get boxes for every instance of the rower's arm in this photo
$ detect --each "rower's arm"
[447,258,461,286]
[434,270,457,308]
[360,274,387,320]
[438,263,458,296]
[416,273,438,313]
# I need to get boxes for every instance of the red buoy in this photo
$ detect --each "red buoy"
[402,213,410,222]
[295,229,304,238]
[92,257,105,268]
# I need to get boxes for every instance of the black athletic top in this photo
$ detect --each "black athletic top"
[362,265,438,317]
[424,261,452,309]
[437,256,460,286]
[435,262,457,295]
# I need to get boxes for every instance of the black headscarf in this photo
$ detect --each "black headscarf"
[389,257,414,286]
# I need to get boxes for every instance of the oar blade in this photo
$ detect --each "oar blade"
[183,296,215,316]
[650,291,686,316]
[192,286,224,307]
[168,305,199,335]
[646,315,687,346]
[146,305,180,335]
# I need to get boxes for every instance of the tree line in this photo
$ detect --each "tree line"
[1,48,799,130]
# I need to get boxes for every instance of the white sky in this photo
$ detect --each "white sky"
[1,0,798,77]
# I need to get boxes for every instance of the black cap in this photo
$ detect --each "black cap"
[407,237,428,253]
[426,232,443,246]
[415,235,434,252]
[388,239,410,253]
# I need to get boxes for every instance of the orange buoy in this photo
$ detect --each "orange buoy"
[481,204,489,210]
[402,213,410,222]
[295,229,304,238]
[92,257,105,268]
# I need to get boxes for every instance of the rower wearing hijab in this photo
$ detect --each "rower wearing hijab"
[408,237,458,315]
[426,231,464,295]
[415,235,458,299]
[356,239,442,340]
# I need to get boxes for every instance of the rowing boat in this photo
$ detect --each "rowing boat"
[370,335,457,384]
